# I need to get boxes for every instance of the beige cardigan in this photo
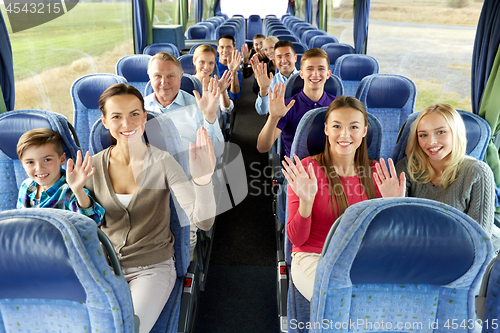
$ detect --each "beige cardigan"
[86,145,215,267]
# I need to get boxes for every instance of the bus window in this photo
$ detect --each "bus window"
[154,0,177,25]
[1,0,133,121]
[220,0,288,18]
[367,0,482,111]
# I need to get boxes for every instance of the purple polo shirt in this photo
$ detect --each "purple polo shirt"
[277,90,336,157]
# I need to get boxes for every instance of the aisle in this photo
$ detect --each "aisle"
[194,74,279,332]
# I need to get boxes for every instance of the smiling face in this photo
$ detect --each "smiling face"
[148,59,182,107]
[21,143,65,192]
[324,107,367,161]
[275,46,297,78]
[194,52,216,78]
[101,94,148,146]
[417,112,453,168]
[253,37,264,54]
[300,57,331,94]
[262,40,275,61]
[217,38,235,64]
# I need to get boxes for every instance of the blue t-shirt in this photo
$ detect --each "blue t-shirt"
[217,57,242,100]
[277,90,336,157]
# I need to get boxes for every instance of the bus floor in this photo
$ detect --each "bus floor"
[193,74,279,332]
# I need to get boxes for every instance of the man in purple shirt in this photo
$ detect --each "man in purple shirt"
[257,48,335,157]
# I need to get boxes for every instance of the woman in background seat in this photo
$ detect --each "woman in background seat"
[282,96,381,301]
[375,103,500,248]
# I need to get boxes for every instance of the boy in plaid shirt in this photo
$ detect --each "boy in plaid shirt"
[16,128,104,225]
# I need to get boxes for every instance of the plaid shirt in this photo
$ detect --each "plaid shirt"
[17,169,104,226]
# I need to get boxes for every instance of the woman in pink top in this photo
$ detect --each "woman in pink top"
[282,96,381,301]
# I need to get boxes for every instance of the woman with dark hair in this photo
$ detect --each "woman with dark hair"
[86,83,216,333]
[282,96,381,302]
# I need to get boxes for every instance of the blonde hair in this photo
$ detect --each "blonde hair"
[17,128,64,160]
[300,48,330,69]
[313,96,376,216]
[405,103,467,189]
[264,36,279,46]
[192,44,217,62]
[147,52,183,76]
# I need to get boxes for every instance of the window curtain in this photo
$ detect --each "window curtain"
[472,0,500,208]
[0,11,14,113]
[353,0,370,54]
[318,0,327,32]
[197,0,203,23]
[305,0,312,23]
[133,0,154,54]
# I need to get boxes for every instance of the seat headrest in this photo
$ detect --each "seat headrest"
[365,76,411,109]
[0,112,73,160]
[189,26,209,39]
[462,112,481,156]
[0,217,86,302]
[340,56,378,81]
[118,56,150,83]
[350,205,474,285]
[76,76,124,109]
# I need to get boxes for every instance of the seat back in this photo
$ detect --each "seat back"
[90,113,191,332]
[291,42,308,54]
[0,208,136,332]
[189,42,218,55]
[146,71,205,99]
[320,43,355,71]
[333,54,379,96]
[308,197,493,333]
[301,30,326,46]
[178,54,196,75]
[0,110,80,211]
[116,54,152,96]
[356,74,417,160]
[392,109,491,164]
[308,35,339,49]
[197,22,216,39]
[71,74,128,152]
[143,43,180,57]
[276,34,300,43]
[247,14,262,40]
[284,72,344,99]
[187,25,210,40]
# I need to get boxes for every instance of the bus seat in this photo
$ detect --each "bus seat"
[392,109,491,164]
[291,23,312,37]
[277,34,300,43]
[270,28,292,36]
[356,74,417,160]
[333,54,379,97]
[284,72,344,100]
[296,53,302,70]
[0,208,138,332]
[279,111,382,332]
[187,25,211,40]
[197,22,216,39]
[0,110,80,211]
[476,252,500,326]
[189,42,218,55]
[90,114,199,333]
[308,35,339,50]
[116,54,152,96]
[302,197,493,333]
[71,73,128,152]
[291,42,308,54]
[246,14,262,40]
[178,54,196,75]
[301,30,326,47]
[320,43,355,71]
[143,43,180,58]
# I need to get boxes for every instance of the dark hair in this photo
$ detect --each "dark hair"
[99,83,145,145]
[274,40,296,54]
[253,33,265,40]
[218,34,235,46]
[313,96,376,216]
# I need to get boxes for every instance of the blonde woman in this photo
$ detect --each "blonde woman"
[192,44,233,117]
[375,103,500,247]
